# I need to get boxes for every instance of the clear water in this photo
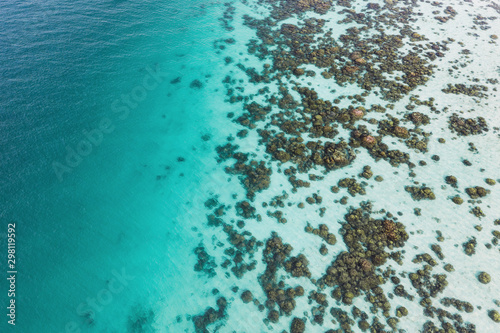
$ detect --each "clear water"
[0,0,230,331]
[1,0,500,332]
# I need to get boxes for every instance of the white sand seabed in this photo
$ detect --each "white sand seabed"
[156,0,500,332]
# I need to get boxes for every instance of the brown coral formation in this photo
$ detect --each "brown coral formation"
[465,186,489,199]
[320,206,408,313]
[323,141,355,169]
[258,234,305,318]
[338,177,366,196]
[405,186,436,200]
[448,114,488,136]
[284,254,311,278]
[305,223,337,245]
[407,111,430,126]
[360,135,376,148]
[191,0,498,332]
[192,297,227,333]
[225,157,272,199]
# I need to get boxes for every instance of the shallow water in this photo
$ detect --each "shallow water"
[1,0,500,332]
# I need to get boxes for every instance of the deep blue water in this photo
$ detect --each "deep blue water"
[0,0,228,331]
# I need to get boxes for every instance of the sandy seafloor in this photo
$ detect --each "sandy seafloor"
[157,0,500,332]
[1,0,499,332]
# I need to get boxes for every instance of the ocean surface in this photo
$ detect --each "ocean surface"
[0,0,235,331]
[1,0,499,332]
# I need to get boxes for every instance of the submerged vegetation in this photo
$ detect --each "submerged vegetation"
[187,0,499,332]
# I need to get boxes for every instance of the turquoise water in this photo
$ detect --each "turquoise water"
[2,0,500,332]
[1,0,230,331]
